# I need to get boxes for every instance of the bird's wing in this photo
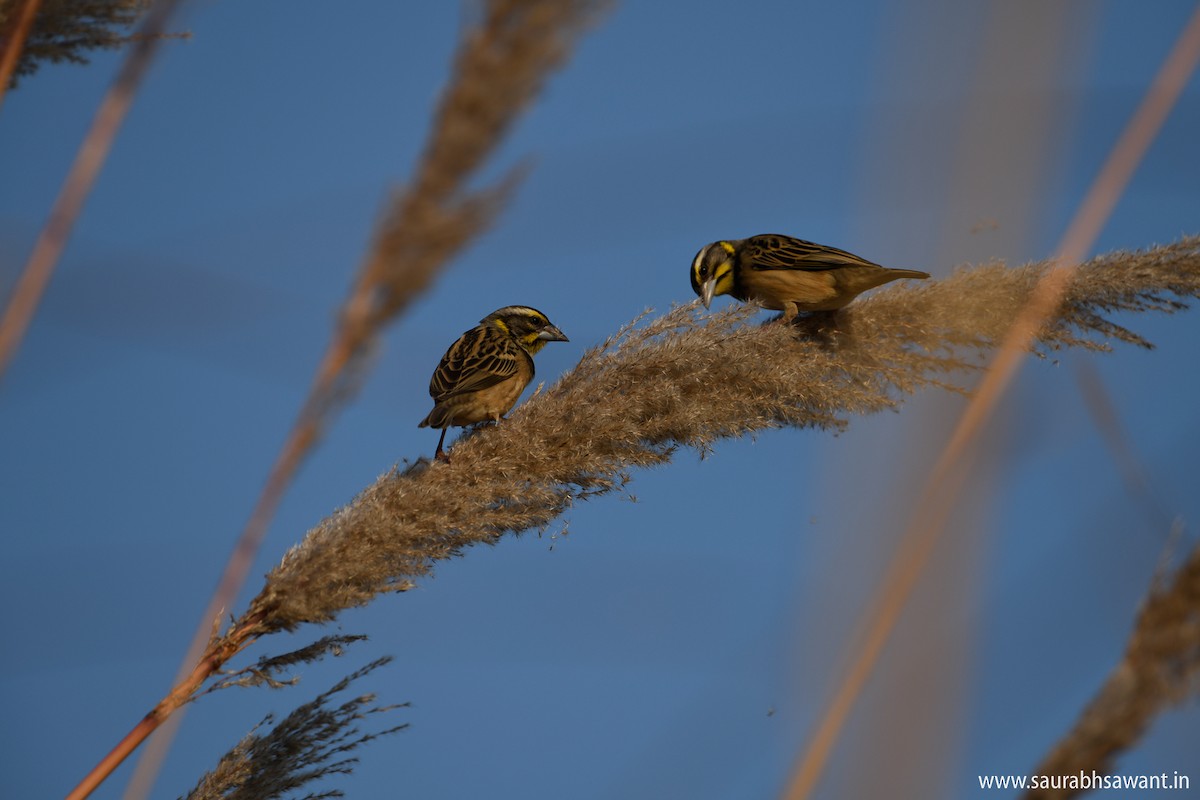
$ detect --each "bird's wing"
[743,235,881,271]
[430,326,524,400]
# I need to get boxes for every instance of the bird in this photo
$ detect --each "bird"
[690,234,930,319]
[419,305,568,461]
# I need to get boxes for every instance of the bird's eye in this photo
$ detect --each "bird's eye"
[700,264,709,279]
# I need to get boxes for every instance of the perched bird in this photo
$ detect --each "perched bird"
[419,305,568,461]
[690,234,930,318]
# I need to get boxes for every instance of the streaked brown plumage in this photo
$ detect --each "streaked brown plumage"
[419,305,568,460]
[691,234,930,318]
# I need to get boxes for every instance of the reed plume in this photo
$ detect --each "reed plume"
[242,237,1200,631]
[179,658,406,800]
[1021,538,1200,800]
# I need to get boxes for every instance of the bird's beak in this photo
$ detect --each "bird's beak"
[538,324,569,343]
[701,278,717,309]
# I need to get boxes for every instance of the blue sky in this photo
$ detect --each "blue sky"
[2,2,1199,798]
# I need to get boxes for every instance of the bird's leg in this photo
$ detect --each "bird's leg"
[781,301,800,322]
[434,427,451,462]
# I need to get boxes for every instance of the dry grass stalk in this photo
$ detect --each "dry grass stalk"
[246,238,1200,631]
[179,658,407,800]
[107,3,610,799]
[1020,541,1200,800]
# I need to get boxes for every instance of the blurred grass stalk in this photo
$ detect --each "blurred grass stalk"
[783,6,1200,800]
[0,0,181,383]
[826,3,1093,797]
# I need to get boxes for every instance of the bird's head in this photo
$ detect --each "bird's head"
[482,306,569,354]
[690,240,737,308]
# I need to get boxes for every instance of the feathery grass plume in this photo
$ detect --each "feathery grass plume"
[1020,538,1200,800]
[179,658,407,800]
[240,237,1200,630]
[202,635,369,694]
[0,0,156,86]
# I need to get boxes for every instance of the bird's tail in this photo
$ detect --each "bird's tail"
[419,406,449,429]
[886,268,931,280]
